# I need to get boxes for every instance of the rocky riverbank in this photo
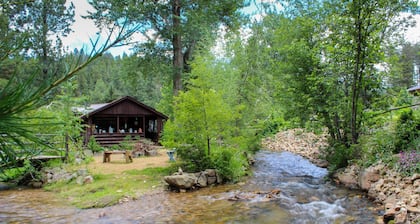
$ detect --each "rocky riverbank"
[262,129,420,224]
[261,128,329,167]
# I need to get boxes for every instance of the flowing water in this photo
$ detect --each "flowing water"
[0,151,380,223]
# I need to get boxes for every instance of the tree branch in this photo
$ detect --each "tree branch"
[370,102,420,117]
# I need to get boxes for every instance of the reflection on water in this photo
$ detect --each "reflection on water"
[0,151,379,224]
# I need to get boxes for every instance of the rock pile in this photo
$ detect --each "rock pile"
[334,164,420,223]
[262,128,329,167]
[164,168,222,192]
[42,167,94,186]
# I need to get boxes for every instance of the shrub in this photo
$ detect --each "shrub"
[119,136,135,151]
[394,109,420,153]
[323,142,356,171]
[87,138,103,152]
[211,147,247,182]
[358,126,396,167]
[175,144,212,173]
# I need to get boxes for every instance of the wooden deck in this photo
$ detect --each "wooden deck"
[93,133,144,146]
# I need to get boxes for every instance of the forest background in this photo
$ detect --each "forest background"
[0,0,419,182]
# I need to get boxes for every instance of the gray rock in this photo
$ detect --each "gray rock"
[77,169,88,176]
[145,149,157,156]
[207,176,217,185]
[84,176,94,184]
[0,182,12,191]
[83,149,94,157]
[216,171,223,184]
[411,173,420,182]
[333,168,359,189]
[205,169,216,177]
[76,176,84,185]
[196,172,207,187]
[28,181,43,188]
[164,173,197,189]
[359,166,380,190]
[75,158,83,164]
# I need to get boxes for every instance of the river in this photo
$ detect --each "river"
[0,151,380,223]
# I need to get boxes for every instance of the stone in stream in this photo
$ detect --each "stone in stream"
[196,172,207,187]
[164,173,197,189]
[164,169,220,190]
[0,182,12,190]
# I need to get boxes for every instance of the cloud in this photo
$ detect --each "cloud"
[62,0,133,56]
[404,14,420,43]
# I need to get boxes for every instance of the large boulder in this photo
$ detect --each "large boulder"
[164,173,197,189]
[164,169,222,190]
[333,165,359,189]
[359,166,381,190]
[196,172,208,187]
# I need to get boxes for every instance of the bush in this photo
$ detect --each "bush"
[175,144,212,173]
[211,147,247,182]
[119,136,135,151]
[394,109,420,153]
[323,143,356,171]
[358,126,396,167]
[172,144,249,182]
[87,138,103,152]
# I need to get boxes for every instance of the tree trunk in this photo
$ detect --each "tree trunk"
[351,0,363,145]
[172,0,183,96]
[42,0,49,76]
[64,134,69,162]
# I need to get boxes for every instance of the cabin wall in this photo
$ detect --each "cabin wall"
[82,99,166,145]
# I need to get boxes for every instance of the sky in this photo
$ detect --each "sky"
[62,0,133,56]
[62,0,420,57]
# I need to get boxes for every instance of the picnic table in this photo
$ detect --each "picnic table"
[103,150,133,163]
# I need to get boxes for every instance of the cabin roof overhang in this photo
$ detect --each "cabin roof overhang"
[75,96,168,120]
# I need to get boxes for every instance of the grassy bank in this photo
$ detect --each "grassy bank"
[44,152,177,209]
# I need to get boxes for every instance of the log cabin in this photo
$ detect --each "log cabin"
[75,96,168,146]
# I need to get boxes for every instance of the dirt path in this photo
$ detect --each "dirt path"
[87,149,170,175]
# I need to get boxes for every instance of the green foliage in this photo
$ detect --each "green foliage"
[118,136,135,151]
[160,119,177,149]
[358,125,397,167]
[394,109,420,153]
[87,138,103,153]
[88,0,247,94]
[175,145,212,173]
[211,147,247,182]
[0,159,43,184]
[0,10,138,176]
[160,54,257,180]
[323,143,356,171]
[165,55,243,153]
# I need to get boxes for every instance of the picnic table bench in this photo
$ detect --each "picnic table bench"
[103,150,133,163]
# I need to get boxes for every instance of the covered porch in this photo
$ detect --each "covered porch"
[77,96,168,147]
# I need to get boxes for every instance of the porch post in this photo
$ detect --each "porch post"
[85,118,93,145]
[117,116,120,133]
[142,116,146,137]
[157,118,163,141]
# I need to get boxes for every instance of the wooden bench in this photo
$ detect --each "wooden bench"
[103,150,133,163]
